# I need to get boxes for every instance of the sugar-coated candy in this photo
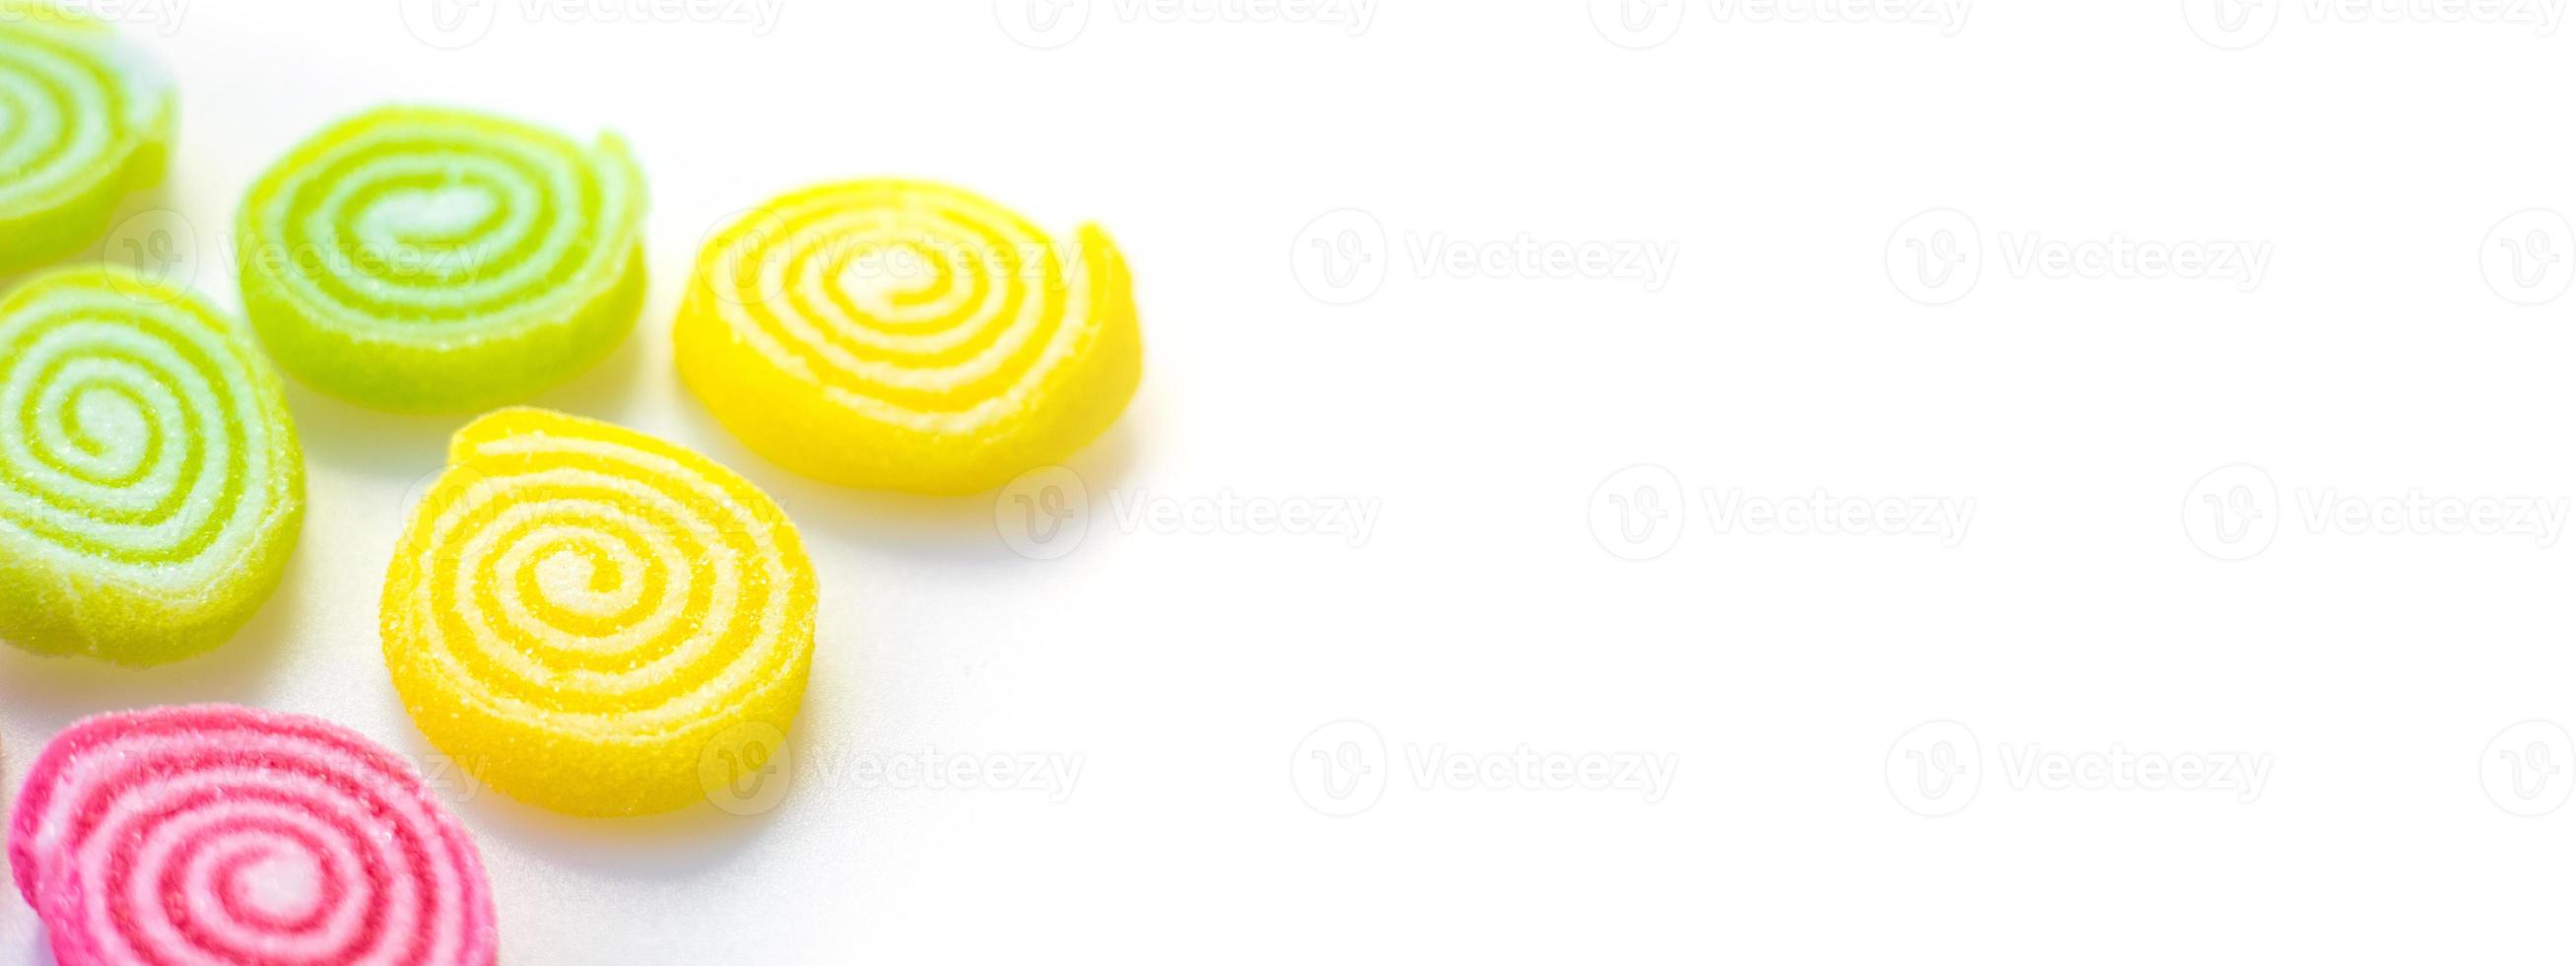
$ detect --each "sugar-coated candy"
[382,408,816,816]
[8,705,499,966]
[0,0,174,275]
[236,105,646,412]
[676,178,1141,495]
[0,267,304,664]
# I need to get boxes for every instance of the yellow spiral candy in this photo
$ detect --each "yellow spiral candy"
[381,408,815,817]
[0,266,304,665]
[237,105,646,412]
[0,0,174,275]
[676,179,1142,495]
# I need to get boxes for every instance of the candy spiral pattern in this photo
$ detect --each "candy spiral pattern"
[676,178,1142,494]
[0,0,174,274]
[7,705,498,966]
[382,408,816,816]
[0,266,304,664]
[237,105,646,412]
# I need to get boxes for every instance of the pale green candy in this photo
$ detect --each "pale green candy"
[0,1,175,275]
[236,104,646,412]
[0,266,305,665]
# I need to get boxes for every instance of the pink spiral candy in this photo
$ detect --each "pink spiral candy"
[8,706,498,966]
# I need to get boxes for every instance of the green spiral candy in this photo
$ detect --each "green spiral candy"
[0,0,174,275]
[236,105,646,412]
[0,266,304,665]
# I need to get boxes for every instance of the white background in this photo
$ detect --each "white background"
[3,0,2576,961]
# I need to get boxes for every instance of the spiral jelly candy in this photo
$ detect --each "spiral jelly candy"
[8,705,499,966]
[382,408,816,816]
[0,0,175,275]
[236,105,645,412]
[676,178,1142,494]
[0,267,304,664]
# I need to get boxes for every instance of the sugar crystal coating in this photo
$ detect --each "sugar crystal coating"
[0,266,304,664]
[0,0,173,274]
[237,104,646,412]
[7,705,499,966]
[676,178,1141,495]
[381,408,817,816]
